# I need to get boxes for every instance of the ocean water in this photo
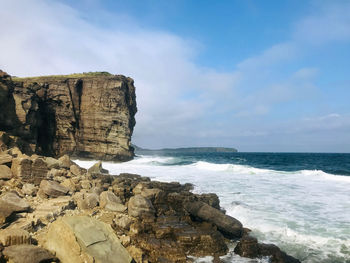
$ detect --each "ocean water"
[75,152,350,263]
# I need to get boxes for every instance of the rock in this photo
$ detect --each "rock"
[11,157,32,181]
[1,73,137,161]
[43,215,133,263]
[47,168,67,179]
[88,161,108,174]
[100,191,126,212]
[0,164,12,180]
[44,157,60,169]
[76,193,99,210]
[22,183,37,196]
[38,180,69,198]
[0,229,31,246]
[140,188,162,202]
[114,214,133,230]
[128,194,155,219]
[184,201,243,238]
[0,153,12,165]
[30,157,48,185]
[3,244,57,263]
[61,178,77,192]
[198,193,220,210]
[58,155,72,169]
[258,243,301,263]
[0,192,30,212]
[70,164,86,176]
[234,236,259,258]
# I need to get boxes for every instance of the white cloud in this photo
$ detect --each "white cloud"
[0,0,349,151]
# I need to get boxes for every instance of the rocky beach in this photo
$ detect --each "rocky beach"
[0,70,301,262]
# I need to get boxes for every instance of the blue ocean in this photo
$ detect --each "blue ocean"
[76,152,350,263]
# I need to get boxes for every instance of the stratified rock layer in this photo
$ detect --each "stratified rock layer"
[0,70,137,161]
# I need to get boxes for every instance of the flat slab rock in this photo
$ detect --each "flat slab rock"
[43,215,133,263]
[2,244,57,263]
[39,179,69,198]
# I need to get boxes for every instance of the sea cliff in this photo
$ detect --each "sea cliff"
[0,70,136,162]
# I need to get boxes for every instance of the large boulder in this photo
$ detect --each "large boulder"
[184,201,243,238]
[38,180,69,198]
[100,191,126,212]
[11,157,32,181]
[128,194,155,219]
[0,153,12,165]
[42,215,133,263]
[2,244,57,263]
[0,192,30,212]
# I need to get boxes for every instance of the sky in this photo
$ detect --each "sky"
[0,0,350,152]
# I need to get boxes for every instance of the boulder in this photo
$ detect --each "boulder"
[22,183,37,196]
[0,192,30,212]
[0,153,12,165]
[100,191,126,212]
[30,157,48,185]
[184,201,243,238]
[128,194,155,219]
[70,164,86,176]
[0,229,31,246]
[11,157,32,181]
[3,244,57,263]
[0,164,12,180]
[44,157,60,169]
[58,155,72,169]
[38,180,69,198]
[43,215,133,263]
[76,193,99,210]
[88,161,108,174]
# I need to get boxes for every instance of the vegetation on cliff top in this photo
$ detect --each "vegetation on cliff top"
[12,71,113,81]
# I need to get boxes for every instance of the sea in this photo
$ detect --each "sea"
[75,152,350,263]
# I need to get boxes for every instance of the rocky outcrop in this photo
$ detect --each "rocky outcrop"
[0,70,137,161]
[0,147,301,263]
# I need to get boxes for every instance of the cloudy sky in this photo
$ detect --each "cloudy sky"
[1,0,350,152]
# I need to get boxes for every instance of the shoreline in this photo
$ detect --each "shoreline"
[0,147,301,263]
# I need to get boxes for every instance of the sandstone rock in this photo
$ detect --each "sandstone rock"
[22,183,37,196]
[184,201,243,238]
[88,161,108,174]
[47,168,67,179]
[70,164,86,176]
[3,244,57,263]
[0,153,12,165]
[100,191,126,212]
[0,164,12,180]
[43,215,133,263]
[11,157,32,181]
[38,180,69,198]
[44,157,60,169]
[61,178,77,192]
[76,193,99,210]
[30,157,48,185]
[114,214,133,230]
[58,155,72,169]
[0,229,31,246]
[128,194,155,219]
[0,192,30,212]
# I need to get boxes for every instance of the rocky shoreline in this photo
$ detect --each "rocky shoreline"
[0,141,301,263]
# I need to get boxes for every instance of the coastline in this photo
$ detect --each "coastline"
[0,147,300,263]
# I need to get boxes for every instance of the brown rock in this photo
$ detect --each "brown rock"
[0,192,30,212]
[0,153,12,165]
[3,244,57,263]
[0,164,12,180]
[88,161,108,174]
[58,155,72,169]
[70,164,86,176]
[11,157,32,181]
[30,157,48,185]
[0,229,31,246]
[42,215,133,263]
[100,191,126,212]
[39,180,69,198]
[184,201,243,238]
[128,194,155,219]
[22,183,37,196]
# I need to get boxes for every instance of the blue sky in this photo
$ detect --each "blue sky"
[1,0,350,152]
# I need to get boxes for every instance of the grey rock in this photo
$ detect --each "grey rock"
[128,194,155,218]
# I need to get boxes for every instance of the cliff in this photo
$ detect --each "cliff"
[0,70,137,161]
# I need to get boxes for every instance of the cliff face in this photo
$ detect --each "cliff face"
[0,70,137,161]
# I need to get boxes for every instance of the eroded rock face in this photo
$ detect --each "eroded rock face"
[0,71,137,162]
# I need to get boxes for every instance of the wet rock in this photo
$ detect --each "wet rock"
[0,164,12,180]
[184,201,243,238]
[38,179,69,198]
[198,193,220,210]
[3,244,57,263]
[234,236,260,258]
[128,194,155,219]
[43,215,133,263]
[100,191,126,212]
[0,229,31,246]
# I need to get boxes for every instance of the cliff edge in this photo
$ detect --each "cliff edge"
[0,70,137,161]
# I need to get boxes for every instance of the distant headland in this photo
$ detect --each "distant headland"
[133,144,238,154]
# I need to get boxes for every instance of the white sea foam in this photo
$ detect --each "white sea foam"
[75,156,350,263]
